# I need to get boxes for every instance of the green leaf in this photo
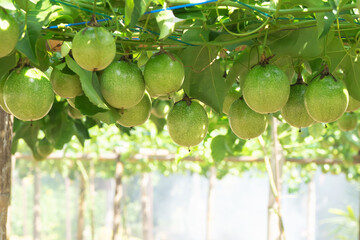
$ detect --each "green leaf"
[44,101,76,149]
[0,52,17,79]
[65,56,110,110]
[226,47,259,88]
[73,119,90,147]
[180,46,227,113]
[34,38,50,71]
[155,10,186,39]
[268,28,328,60]
[149,115,166,133]
[327,38,360,101]
[16,0,60,64]
[75,95,108,116]
[92,108,121,124]
[316,12,336,39]
[61,41,72,58]
[181,28,210,43]
[211,135,227,162]
[125,0,152,28]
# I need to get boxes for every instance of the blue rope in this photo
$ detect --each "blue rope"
[47,18,111,29]
[144,0,218,14]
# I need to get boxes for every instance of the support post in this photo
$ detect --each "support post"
[77,174,86,240]
[141,173,153,240]
[0,110,13,240]
[65,177,72,240]
[33,162,41,240]
[112,156,124,240]
[306,175,316,240]
[206,166,216,240]
[267,117,285,240]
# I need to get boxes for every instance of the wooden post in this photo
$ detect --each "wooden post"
[141,173,153,240]
[112,156,124,240]
[89,159,95,240]
[33,162,41,240]
[206,167,216,240]
[6,156,15,240]
[0,110,13,240]
[77,174,86,240]
[267,117,285,240]
[65,177,72,240]
[22,178,29,237]
[306,175,316,240]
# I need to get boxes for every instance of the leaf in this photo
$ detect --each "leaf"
[125,0,152,28]
[92,108,121,124]
[61,41,72,57]
[180,46,227,113]
[16,0,60,64]
[268,28,328,60]
[316,12,336,39]
[226,47,259,88]
[182,28,210,43]
[211,135,227,162]
[75,95,108,116]
[73,119,90,147]
[66,56,110,110]
[155,10,186,39]
[327,38,360,100]
[0,52,17,79]
[34,38,50,71]
[149,115,166,133]
[44,101,76,149]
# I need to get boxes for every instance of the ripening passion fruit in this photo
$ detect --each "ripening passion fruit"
[338,112,357,131]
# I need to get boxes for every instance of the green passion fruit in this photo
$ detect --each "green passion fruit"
[223,83,241,115]
[101,61,145,109]
[67,106,83,119]
[167,100,208,147]
[152,99,172,118]
[338,112,357,131]
[36,138,54,158]
[228,98,267,139]
[242,64,290,114]
[72,26,116,71]
[0,9,19,57]
[50,66,83,98]
[0,74,10,113]
[117,93,152,127]
[281,83,314,128]
[304,75,349,123]
[144,53,184,97]
[4,67,54,121]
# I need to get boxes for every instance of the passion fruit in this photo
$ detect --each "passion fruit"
[346,95,360,112]
[101,61,145,109]
[117,93,152,127]
[304,75,348,123]
[144,53,184,97]
[242,64,290,114]
[72,26,116,71]
[228,98,267,139]
[338,112,357,131]
[50,66,83,98]
[4,67,54,121]
[281,83,314,128]
[223,83,241,115]
[0,9,19,57]
[167,99,208,147]
[0,74,10,113]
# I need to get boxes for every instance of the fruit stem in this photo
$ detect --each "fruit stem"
[182,94,192,106]
[258,53,275,67]
[88,14,100,27]
[295,72,306,85]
